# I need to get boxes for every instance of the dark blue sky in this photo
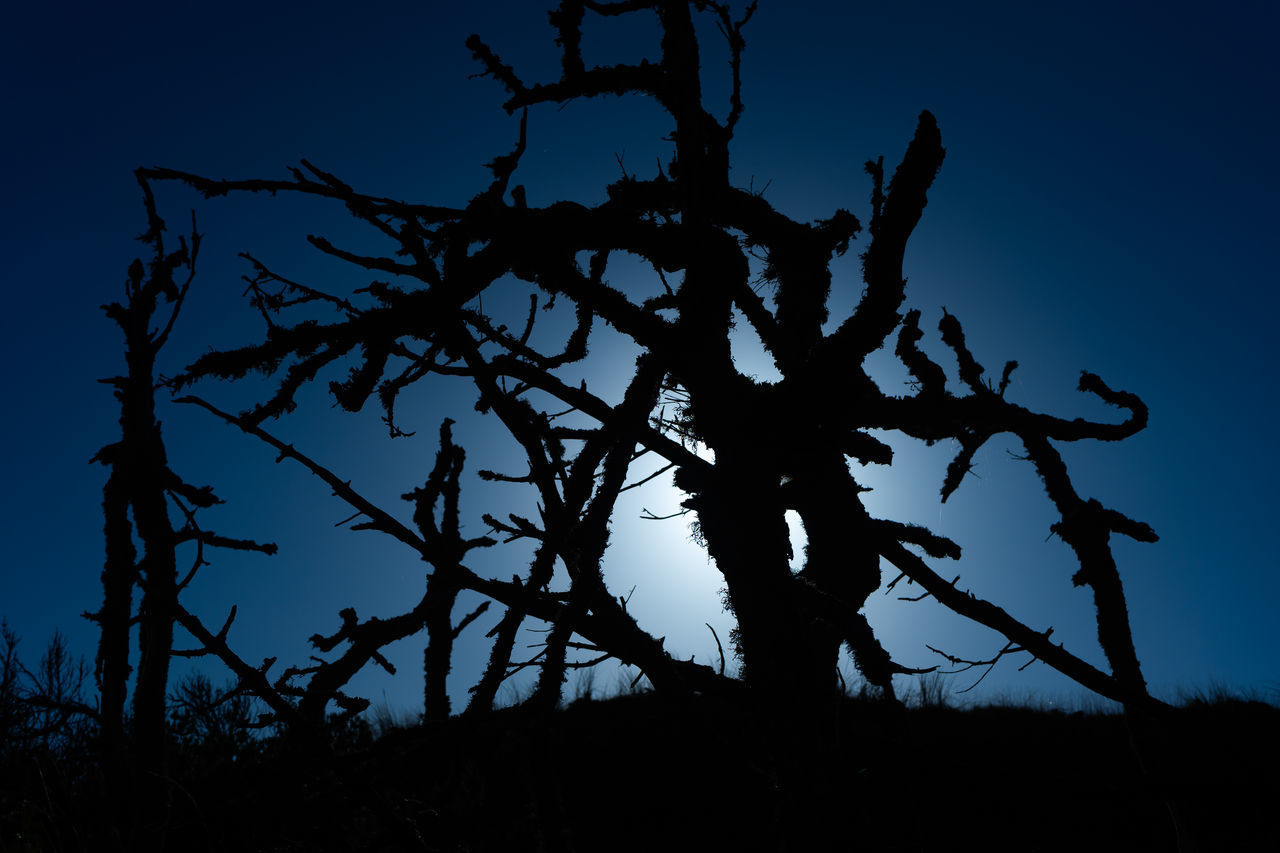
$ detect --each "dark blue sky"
[2,0,1276,714]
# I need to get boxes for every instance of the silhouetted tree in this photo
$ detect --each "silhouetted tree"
[88,178,277,844]
[137,0,1165,745]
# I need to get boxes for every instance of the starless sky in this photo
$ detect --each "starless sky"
[1,0,1276,715]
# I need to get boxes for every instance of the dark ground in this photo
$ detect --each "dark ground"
[173,692,1280,852]
[5,690,1277,852]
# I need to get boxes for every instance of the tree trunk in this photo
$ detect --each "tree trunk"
[94,468,137,843]
[689,460,839,704]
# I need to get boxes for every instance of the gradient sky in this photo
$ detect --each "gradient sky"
[2,0,1276,717]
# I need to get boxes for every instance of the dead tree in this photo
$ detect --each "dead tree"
[167,407,498,733]
[89,176,277,840]
[138,0,1164,719]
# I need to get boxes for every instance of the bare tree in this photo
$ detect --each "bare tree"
[88,177,277,844]
[135,0,1164,741]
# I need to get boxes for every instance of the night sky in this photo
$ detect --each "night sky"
[2,0,1276,717]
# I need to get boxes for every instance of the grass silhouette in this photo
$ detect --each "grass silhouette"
[8,684,1275,851]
